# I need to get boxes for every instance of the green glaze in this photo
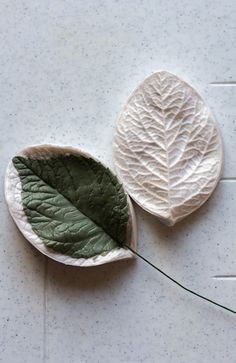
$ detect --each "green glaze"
[13,154,128,258]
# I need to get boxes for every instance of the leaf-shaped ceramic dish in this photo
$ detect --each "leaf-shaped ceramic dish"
[114,71,223,226]
[5,144,137,266]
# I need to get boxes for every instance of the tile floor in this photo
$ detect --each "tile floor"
[0,1,236,362]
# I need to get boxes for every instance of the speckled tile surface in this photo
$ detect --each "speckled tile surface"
[0,212,44,363]
[0,1,236,362]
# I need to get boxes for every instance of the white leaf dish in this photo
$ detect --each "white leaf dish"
[114,71,223,226]
[5,144,137,267]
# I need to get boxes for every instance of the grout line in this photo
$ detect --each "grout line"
[209,82,236,86]
[43,257,48,363]
[220,177,236,181]
[212,275,236,281]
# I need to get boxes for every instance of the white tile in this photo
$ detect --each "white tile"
[203,86,236,178]
[45,181,236,363]
[0,209,45,362]
[0,1,236,362]
[0,1,235,169]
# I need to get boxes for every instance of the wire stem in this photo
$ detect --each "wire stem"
[126,245,236,315]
